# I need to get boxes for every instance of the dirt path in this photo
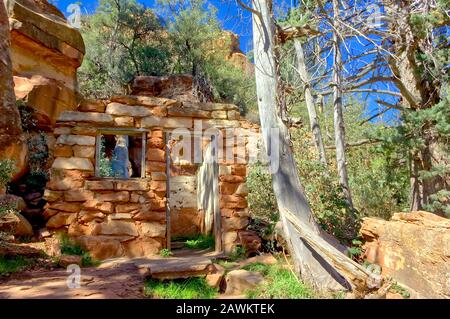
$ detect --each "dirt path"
[0,252,219,299]
[0,260,146,299]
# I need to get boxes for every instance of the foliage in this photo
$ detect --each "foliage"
[245,262,317,299]
[390,282,411,299]
[59,235,99,267]
[79,0,171,97]
[0,159,17,190]
[0,256,34,276]
[145,277,217,299]
[79,0,256,114]
[159,248,172,258]
[98,137,113,177]
[247,163,278,224]
[184,234,215,250]
[228,245,246,261]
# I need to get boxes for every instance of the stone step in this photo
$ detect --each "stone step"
[135,256,216,280]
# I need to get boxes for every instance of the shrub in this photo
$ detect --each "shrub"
[184,234,215,250]
[59,235,98,267]
[0,159,16,190]
[0,256,34,276]
[245,262,317,299]
[145,277,217,299]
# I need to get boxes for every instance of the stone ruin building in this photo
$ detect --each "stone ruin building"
[1,0,262,260]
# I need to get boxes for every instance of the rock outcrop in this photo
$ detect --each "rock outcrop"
[215,31,254,76]
[8,0,85,128]
[0,1,27,182]
[361,211,450,299]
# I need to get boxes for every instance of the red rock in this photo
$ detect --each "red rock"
[361,211,450,299]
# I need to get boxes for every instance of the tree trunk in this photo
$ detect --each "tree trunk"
[294,39,328,168]
[382,0,448,212]
[252,0,349,291]
[332,0,353,208]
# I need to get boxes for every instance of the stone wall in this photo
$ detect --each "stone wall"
[43,90,259,259]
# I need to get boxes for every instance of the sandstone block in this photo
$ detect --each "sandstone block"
[79,210,105,223]
[78,99,106,113]
[95,191,130,202]
[65,190,94,202]
[76,236,124,260]
[138,222,166,238]
[116,180,149,191]
[85,180,114,190]
[151,172,167,181]
[123,238,162,257]
[82,200,114,213]
[46,212,76,229]
[110,213,133,220]
[211,110,228,119]
[141,117,192,129]
[47,202,81,214]
[46,177,84,191]
[225,270,264,295]
[150,181,166,192]
[132,211,166,223]
[52,157,94,171]
[168,106,210,118]
[116,204,141,214]
[147,148,165,162]
[227,110,240,120]
[43,189,63,202]
[222,217,249,231]
[58,111,113,124]
[106,102,152,117]
[73,146,95,158]
[114,116,134,127]
[54,127,72,135]
[95,221,138,237]
[56,135,95,146]
[53,145,72,157]
[71,126,98,136]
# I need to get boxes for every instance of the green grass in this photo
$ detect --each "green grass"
[145,277,218,299]
[59,234,100,267]
[160,248,172,258]
[244,262,317,299]
[391,283,411,299]
[0,256,34,276]
[184,235,215,250]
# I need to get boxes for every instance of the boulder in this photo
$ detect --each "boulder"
[94,220,138,237]
[14,75,78,127]
[46,212,76,229]
[131,75,198,102]
[206,264,226,289]
[123,238,162,257]
[13,213,34,237]
[224,270,264,295]
[9,0,85,90]
[238,231,262,255]
[0,211,33,237]
[76,236,124,260]
[58,255,83,268]
[361,211,450,299]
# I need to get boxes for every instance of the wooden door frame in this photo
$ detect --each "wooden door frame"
[164,131,222,253]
